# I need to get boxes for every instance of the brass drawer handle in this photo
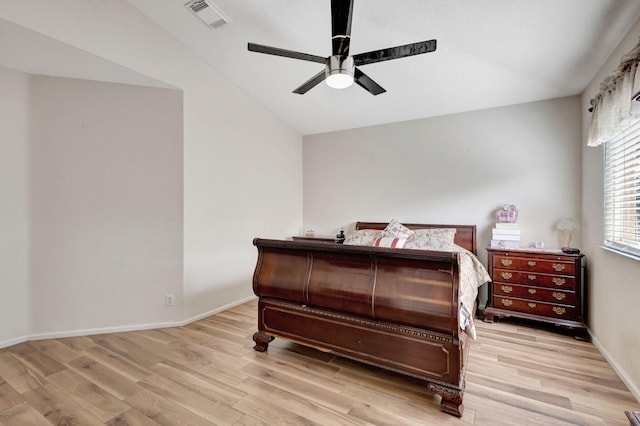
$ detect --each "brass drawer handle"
[501,299,513,307]
[501,285,513,294]
[528,274,537,280]
[552,278,566,286]
[528,302,537,308]
[501,272,513,280]
[552,263,566,272]
[552,292,566,301]
[528,288,536,294]
[528,261,536,266]
[552,306,566,315]
[501,259,512,267]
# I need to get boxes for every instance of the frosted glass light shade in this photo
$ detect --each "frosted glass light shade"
[326,72,354,89]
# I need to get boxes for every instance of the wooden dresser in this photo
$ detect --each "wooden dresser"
[483,248,588,340]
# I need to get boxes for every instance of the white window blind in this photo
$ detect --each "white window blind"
[604,118,640,258]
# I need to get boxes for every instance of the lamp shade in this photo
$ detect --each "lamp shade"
[556,217,579,231]
[557,217,579,248]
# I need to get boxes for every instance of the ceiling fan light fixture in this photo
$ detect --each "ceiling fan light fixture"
[248,0,436,95]
[326,56,354,89]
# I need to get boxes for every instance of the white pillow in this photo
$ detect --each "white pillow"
[404,228,457,251]
[374,237,407,248]
[381,219,415,239]
[343,229,382,246]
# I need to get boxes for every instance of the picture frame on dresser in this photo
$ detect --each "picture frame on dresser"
[482,247,588,341]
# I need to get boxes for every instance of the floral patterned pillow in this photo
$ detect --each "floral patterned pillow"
[381,218,415,239]
[343,229,382,246]
[404,228,457,251]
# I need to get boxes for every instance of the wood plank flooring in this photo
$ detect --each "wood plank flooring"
[0,299,638,425]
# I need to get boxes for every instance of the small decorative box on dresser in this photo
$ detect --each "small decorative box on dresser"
[483,248,588,341]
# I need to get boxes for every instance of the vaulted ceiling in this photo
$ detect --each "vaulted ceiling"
[3,1,640,135]
[129,0,640,135]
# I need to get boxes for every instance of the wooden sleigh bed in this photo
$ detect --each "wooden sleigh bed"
[251,221,488,417]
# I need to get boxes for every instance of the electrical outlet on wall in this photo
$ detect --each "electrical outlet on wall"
[165,294,175,307]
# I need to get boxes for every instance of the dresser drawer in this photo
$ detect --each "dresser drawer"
[493,268,576,290]
[494,255,575,275]
[493,283,576,305]
[493,296,575,320]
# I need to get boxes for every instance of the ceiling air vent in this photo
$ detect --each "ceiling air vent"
[185,0,231,29]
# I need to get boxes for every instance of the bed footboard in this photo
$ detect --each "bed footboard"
[253,298,468,416]
[251,237,469,417]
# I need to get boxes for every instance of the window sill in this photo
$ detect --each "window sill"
[600,245,640,262]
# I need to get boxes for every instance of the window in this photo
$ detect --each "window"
[603,118,640,258]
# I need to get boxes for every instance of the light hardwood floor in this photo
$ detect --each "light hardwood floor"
[0,299,638,425]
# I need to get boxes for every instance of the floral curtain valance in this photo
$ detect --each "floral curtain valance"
[587,37,640,147]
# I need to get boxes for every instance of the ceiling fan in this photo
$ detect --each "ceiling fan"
[247,0,437,95]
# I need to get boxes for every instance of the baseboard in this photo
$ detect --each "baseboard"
[0,335,30,350]
[27,320,183,342]
[181,295,256,324]
[0,295,257,349]
[590,329,640,403]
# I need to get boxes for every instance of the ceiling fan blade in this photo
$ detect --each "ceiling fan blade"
[331,0,354,57]
[353,39,437,67]
[354,67,386,95]
[248,43,326,64]
[292,70,327,94]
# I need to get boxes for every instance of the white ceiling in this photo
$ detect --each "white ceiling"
[0,17,173,90]
[127,0,640,135]
[2,1,640,136]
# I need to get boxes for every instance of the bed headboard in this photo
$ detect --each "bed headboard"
[355,221,477,255]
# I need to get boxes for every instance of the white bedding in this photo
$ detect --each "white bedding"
[454,244,491,339]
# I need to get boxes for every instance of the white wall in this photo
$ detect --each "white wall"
[28,76,184,334]
[0,66,30,344]
[581,18,640,400]
[304,96,583,256]
[0,1,302,343]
